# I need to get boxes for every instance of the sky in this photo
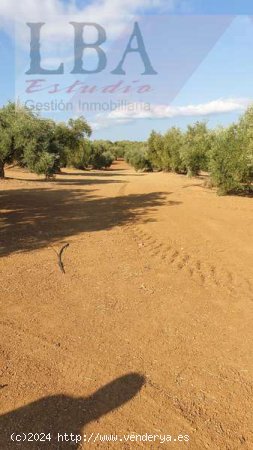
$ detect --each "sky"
[1,0,253,140]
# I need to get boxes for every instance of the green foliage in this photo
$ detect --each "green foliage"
[89,142,114,169]
[238,107,253,183]
[143,111,253,195]
[180,122,211,177]
[1,101,253,195]
[110,142,128,159]
[0,128,13,177]
[67,140,92,170]
[0,103,92,179]
[68,117,92,140]
[0,102,34,177]
[147,131,164,170]
[31,151,57,179]
[22,118,60,178]
[102,151,115,168]
[125,143,152,172]
[163,127,186,173]
[54,117,92,168]
[209,124,252,195]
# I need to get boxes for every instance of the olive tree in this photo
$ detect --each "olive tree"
[180,122,212,177]
[163,127,186,173]
[0,102,35,178]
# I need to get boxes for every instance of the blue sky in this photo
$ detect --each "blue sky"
[1,0,253,140]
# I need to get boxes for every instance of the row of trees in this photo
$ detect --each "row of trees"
[0,102,115,179]
[122,109,253,195]
[1,102,252,194]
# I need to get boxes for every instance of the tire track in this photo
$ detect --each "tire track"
[125,224,253,299]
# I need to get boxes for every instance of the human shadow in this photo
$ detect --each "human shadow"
[0,188,180,257]
[0,373,145,449]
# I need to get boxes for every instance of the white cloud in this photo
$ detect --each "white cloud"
[0,0,178,71]
[109,98,250,119]
[91,98,251,130]
[90,117,132,131]
[0,0,176,38]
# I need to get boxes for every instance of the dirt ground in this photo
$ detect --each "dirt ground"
[0,160,252,449]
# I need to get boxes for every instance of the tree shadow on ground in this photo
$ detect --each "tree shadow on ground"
[5,177,126,186]
[182,183,203,189]
[229,188,253,198]
[59,172,146,178]
[0,187,181,257]
[0,373,145,450]
[54,179,125,186]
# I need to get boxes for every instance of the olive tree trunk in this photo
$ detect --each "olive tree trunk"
[0,162,5,179]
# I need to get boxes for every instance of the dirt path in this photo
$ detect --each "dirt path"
[0,161,252,449]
